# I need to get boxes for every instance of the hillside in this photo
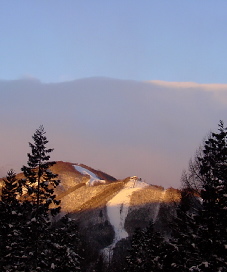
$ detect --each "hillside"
[0,161,181,270]
[48,162,180,269]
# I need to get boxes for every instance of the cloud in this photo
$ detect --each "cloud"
[148,80,227,106]
[148,80,227,90]
[0,77,226,188]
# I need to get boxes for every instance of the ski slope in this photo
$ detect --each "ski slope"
[73,164,106,186]
[102,176,149,260]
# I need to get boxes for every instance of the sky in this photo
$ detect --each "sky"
[1,78,227,188]
[1,1,227,188]
[1,1,227,83]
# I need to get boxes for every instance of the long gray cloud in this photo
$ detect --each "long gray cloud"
[0,77,226,188]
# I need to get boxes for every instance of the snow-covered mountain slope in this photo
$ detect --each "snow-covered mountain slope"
[102,176,149,259]
[73,164,106,186]
[1,161,180,230]
[60,169,180,268]
[50,163,181,263]
[0,161,181,267]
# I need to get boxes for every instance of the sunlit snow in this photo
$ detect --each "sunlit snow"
[73,165,106,186]
[102,176,149,260]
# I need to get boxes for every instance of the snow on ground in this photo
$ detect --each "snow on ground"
[73,165,106,186]
[102,176,149,260]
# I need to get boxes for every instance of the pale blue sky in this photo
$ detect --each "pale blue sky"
[1,0,227,83]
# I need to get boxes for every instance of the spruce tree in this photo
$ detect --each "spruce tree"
[21,125,61,217]
[43,216,82,272]
[179,121,227,271]
[195,120,227,271]
[1,126,82,271]
[1,169,20,203]
[0,170,25,271]
[125,222,163,272]
[162,190,201,272]
[125,227,146,272]
[20,125,61,270]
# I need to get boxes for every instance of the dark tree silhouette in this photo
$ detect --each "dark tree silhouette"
[125,222,163,272]
[176,121,227,271]
[0,170,25,271]
[0,126,82,271]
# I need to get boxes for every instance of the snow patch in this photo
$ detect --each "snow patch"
[73,165,106,186]
[102,176,149,260]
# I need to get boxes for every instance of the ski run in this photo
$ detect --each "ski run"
[102,176,149,260]
[73,164,106,186]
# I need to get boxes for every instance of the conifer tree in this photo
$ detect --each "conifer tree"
[162,190,201,272]
[43,216,82,272]
[179,120,227,271]
[0,170,25,271]
[20,125,61,270]
[1,126,82,271]
[21,125,61,217]
[195,120,227,271]
[1,169,19,203]
[125,227,146,272]
[125,222,163,272]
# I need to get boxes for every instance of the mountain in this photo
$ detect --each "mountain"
[0,160,182,270]
[0,161,181,269]
[47,162,181,269]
